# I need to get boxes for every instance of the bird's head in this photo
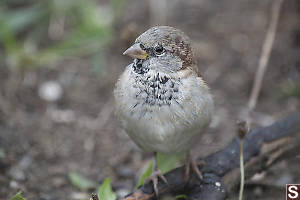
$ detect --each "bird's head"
[123,26,197,74]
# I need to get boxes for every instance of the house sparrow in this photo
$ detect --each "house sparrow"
[114,26,214,195]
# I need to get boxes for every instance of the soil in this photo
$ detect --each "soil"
[1,0,300,199]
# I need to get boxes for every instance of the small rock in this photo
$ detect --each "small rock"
[9,180,19,189]
[116,188,130,198]
[39,81,63,102]
[251,172,266,182]
[71,192,89,200]
[215,182,221,187]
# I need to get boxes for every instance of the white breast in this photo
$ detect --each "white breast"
[114,66,214,154]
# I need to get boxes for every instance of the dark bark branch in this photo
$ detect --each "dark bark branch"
[122,110,300,200]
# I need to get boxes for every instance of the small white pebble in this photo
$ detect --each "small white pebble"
[39,81,63,102]
[251,172,266,182]
[9,180,19,189]
[215,182,221,187]
[116,189,130,198]
[71,192,88,200]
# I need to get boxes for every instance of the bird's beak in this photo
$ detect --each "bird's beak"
[123,43,148,60]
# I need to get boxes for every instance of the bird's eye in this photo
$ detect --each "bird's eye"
[154,45,165,56]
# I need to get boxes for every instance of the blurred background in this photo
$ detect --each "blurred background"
[0,0,299,199]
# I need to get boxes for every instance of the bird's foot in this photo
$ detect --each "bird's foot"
[144,169,168,197]
[184,155,205,182]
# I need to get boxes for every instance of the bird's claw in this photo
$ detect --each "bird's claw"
[144,169,168,196]
[184,156,205,182]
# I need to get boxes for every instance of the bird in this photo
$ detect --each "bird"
[114,26,214,195]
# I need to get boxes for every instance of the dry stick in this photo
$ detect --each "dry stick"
[242,1,284,198]
[248,0,284,110]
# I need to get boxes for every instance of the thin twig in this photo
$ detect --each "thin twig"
[238,139,244,200]
[248,0,284,110]
[237,120,248,200]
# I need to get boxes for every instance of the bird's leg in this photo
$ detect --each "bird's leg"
[144,153,168,196]
[184,152,205,182]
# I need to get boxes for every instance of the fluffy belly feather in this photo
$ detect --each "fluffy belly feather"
[124,105,207,154]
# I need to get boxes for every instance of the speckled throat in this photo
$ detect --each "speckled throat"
[132,59,181,107]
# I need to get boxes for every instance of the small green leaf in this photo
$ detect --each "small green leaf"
[97,178,117,200]
[281,81,300,98]
[68,172,96,191]
[11,192,26,200]
[135,161,153,189]
[175,194,187,199]
[4,4,45,33]
[156,153,183,174]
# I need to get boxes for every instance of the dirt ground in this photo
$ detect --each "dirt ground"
[1,0,300,199]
